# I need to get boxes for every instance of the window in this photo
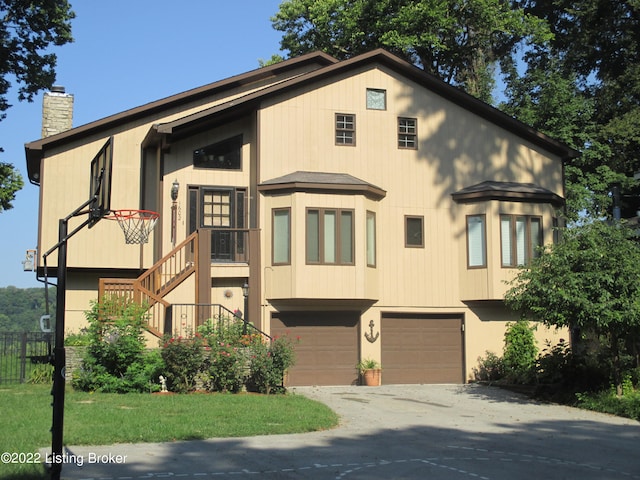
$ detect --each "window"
[398,117,417,149]
[467,215,486,268]
[405,216,424,247]
[272,209,290,265]
[366,89,386,110]
[367,211,376,267]
[501,215,542,267]
[336,114,356,145]
[306,208,354,264]
[193,135,242,169]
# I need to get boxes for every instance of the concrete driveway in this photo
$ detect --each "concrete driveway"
[53,384,639,480]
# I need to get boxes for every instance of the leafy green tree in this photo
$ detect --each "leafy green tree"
[0,162,24,213]
[0,286,56,331]
[510,0,640,219]
[271,0,551,102]
[0,0,75,211]
[505,221,640,395]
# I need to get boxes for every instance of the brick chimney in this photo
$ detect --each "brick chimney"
[41,85,73,138]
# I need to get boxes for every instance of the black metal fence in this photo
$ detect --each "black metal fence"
[0,332,52,384]
[166,304,270,340]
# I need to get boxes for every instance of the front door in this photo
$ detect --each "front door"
[188,186,246,262]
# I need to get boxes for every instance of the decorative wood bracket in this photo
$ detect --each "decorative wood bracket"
[364,319,380,343]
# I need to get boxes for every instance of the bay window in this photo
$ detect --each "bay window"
[306,208,354,265]
[501,215,542,267]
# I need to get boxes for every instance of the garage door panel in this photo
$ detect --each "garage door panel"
[382,316,463,384]
[271,312,359,386]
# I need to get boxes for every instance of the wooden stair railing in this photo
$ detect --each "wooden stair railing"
[99,231,199,337]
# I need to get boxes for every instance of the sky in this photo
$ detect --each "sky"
[0,1,284,288]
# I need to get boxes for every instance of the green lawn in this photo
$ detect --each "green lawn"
[0,384,339,479]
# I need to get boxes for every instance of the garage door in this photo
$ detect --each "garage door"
[381,314,464,384]
[271,312,359,386]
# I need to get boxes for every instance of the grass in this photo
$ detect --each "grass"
[0,384,339,479]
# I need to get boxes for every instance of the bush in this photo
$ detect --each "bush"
[473,351,505,382]
[503,320,537,383]
[208,342,246,393]
[576,387,640,421]
[72,295,158,393]
[248,335,297,394]
[161,334,207,393]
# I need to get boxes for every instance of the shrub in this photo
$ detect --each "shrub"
[248,335,297,394]
[208,342,246,393]
[503,320,537,383]
[161,334,207,393]
[72,296,157,393]
[473,351,504,382]
[576,387,640,421]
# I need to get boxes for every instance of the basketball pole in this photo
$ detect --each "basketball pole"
[43,197,95,480]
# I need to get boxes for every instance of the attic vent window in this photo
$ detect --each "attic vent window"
[194,135,242,170]
[366,88,386,110]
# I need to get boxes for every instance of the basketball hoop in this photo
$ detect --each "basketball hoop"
[107,209,159,244]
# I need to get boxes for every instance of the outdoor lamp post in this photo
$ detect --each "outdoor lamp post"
[170,179,179,246]
[242,281,249,334]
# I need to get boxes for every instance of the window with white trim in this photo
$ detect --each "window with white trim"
[398,117,417,149]
[336,114,356,145]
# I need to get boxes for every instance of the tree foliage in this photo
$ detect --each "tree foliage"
[0,161,24,213]
[0,0,74,211]
[271,0,551,102]
[0,286,55,331]
[506,0,640,219]
[505,221,640,391]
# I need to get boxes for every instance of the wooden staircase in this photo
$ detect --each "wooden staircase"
[99,231,199,337]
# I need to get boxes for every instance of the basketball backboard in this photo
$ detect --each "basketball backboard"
[88,137,113,228]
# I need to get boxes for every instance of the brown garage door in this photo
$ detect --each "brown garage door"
[381,314,464,384]
[271,312,359,386]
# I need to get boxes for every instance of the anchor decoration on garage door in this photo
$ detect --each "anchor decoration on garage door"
[365,320,380,343]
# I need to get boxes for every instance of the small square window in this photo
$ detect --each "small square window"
[398,117,418,149]
[366,89,386,110]
[405,216,424,247]
[336,114,356,145]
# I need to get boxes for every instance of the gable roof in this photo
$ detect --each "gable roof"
[152,49,581,162]
[24,51,337,184]
[25,49,580,185]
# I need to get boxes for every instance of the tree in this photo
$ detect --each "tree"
[509,0,640,219]
[504,221,640,394]
[271,0,551,102]
[0,161,23,212]
[499,52,629,221]
[0,0,74,211]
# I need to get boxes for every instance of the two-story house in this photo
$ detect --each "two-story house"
[25,49,578,386]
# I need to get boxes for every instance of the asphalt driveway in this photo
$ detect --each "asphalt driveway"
[52,384,639,480]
